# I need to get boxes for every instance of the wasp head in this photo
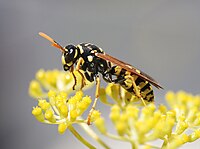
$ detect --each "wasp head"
[62,44,79,71]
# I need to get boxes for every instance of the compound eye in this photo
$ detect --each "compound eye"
[64,45,76,63]
[64,51,74,63]
[69,48,73,54]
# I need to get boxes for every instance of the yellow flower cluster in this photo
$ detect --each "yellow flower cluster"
[29,69,93,98]
[29,69,200,149]
[32,90,101,134]
[96,84,200,148]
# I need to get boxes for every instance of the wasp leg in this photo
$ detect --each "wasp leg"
[131,77,146,106]
[87,75,100,125]
[75,57,86,89]
[70,66,77,90]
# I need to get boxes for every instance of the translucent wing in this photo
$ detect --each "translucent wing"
[95,53,163,89]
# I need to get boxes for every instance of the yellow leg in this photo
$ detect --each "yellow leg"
[131,77,146,106]
[87,76,100,125]
[75,58,86,89]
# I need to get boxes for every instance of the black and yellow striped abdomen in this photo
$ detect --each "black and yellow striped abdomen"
[110,66,154,102]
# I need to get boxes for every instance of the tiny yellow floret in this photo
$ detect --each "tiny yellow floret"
[36,69,45,81]
[60,104,68,117]
[32,106,44,122]
[70,110,78,121]
[116,122,127,136]
[91,110,101,122]
[94,117,107,134]
[29,80,43,97]
[38,100,50,110]
[45,110,56,123]
[58,123,68,134]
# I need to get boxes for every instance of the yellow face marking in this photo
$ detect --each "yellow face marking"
[74,49,78,58]
[66,61,73,66]
[61,55,66,64]
[114,66,122,75]
[87,55,93,62]
[77,45,84,54]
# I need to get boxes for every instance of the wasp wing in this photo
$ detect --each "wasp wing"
[95,53,163,89]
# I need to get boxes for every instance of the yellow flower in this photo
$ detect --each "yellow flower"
[32,106,44,122]
[94,117,106,134]
[58,123,68,134]
[31,89,95,134]
[29,80,43,97]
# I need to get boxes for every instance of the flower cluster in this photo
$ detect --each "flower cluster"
[29,69,200,149]
[96,84,200,148]
[30,69,105,149]
[32,90,101,134]
[29,69,93,98]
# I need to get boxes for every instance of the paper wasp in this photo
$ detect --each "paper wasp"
[39,32,163,124]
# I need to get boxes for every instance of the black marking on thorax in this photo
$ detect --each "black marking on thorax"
[77,43,108,74]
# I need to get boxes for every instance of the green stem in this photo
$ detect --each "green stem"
[79,123,110,149]
[144,144,160,149]
[131,142,137,149]
[161,137,169,149]
[68,125,96,149]
[105,132,138,149]
[105,132,130,142]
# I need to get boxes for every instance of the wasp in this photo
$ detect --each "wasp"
[39,32,163,124]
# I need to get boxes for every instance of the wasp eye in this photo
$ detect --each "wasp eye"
[64,44,76,63]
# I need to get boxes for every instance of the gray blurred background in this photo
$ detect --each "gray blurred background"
[1,0,200,149]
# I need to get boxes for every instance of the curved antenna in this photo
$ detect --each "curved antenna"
[39,32,65,53]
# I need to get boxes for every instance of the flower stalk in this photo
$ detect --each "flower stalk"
[68,125,96,149]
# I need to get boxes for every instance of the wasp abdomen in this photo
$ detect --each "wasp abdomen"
[110,66,155,102]
[134,77,154,102]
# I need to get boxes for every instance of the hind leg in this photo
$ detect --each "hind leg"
[87,75,100,125]
[131,77,146,106]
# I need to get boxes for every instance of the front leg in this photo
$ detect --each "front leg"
[75,57,86,89]
[70,66,77,90]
